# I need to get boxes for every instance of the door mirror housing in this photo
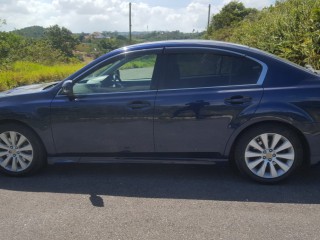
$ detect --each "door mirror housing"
[62,80,74,98]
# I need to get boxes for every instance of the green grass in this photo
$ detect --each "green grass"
[0,61,86,91]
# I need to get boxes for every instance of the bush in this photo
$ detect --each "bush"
[208,0,320,69]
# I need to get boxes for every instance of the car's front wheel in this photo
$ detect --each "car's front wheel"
[234,124,303,183]
[0,123,46,176]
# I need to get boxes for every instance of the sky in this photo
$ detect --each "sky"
[0,0,276,33]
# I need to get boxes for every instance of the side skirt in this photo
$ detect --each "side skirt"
[47,153,228,165]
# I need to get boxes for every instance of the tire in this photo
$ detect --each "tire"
[0,123,46,176]
[234,124,303,183]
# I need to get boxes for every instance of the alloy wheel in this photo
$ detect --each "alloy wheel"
[0,131,34,172]
[244,133,295,179]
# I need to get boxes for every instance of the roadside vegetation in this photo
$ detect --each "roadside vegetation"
[0,61,84,91]
[205,0,320,69]
[0,23,85,90]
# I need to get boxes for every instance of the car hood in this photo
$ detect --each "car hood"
[0,82,59,97]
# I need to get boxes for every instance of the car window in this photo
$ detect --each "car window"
[73,54,158,95]
[160,52,263,89]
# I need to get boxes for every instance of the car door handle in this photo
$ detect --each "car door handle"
[224,95,252,105]
[127,101,151,109]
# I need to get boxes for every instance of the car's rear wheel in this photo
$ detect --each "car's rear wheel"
[0,124,46,176]
[234,124,303,183]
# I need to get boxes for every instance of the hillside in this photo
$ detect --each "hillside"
[11,26,45,39]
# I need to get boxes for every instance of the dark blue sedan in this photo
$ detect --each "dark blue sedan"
[0,40,319,183]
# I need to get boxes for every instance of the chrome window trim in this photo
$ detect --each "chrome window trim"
[56,83,261,98]
[156,84,261,93]
[55,89,158,98]
[164,46,268,87]
[246,56,268,85]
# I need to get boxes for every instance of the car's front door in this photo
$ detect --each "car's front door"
[50,49,163,155]
[154,48,266,156]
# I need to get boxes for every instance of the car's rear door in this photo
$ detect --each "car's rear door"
[50,49,163,155]
[154,47,266,156]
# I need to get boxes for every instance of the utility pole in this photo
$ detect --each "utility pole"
[129,2,132,43]
[207,4,211,32]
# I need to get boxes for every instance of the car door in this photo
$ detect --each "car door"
[50,49,163,155]
[154,47,266,156]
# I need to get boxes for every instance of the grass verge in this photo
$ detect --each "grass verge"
[0,61,86,91]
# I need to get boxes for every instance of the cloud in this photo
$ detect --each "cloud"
[0,0,275,33]
[0,0,55,30]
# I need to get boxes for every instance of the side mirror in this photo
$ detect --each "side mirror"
[61,80,74,98]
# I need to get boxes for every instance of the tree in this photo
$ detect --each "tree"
[97,38,120,53]
[210,1,257,31]
[78,32,86,43]
[0,32,24,68]
[19,40,67,65]
[229,0,320,68]
[45,25,79,57]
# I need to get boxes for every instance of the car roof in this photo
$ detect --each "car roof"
[126,40,247,49]
[122,40,253,54]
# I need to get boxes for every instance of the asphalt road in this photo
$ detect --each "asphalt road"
[1,162,320,240]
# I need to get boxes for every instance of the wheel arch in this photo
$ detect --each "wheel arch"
[227,120,310,167]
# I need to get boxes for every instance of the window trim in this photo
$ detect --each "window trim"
[156,84,262,93]
[162,47,268,90]
[58,89,159,98]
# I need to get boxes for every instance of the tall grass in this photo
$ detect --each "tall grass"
[0,61,85,91]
